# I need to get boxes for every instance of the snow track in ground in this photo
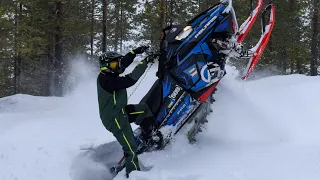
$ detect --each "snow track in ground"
[1,65,320,180]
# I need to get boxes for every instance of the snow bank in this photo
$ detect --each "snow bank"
[0,94,61,114]
[1,64,320,180]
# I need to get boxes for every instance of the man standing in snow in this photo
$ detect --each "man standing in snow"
[96,46,162,178]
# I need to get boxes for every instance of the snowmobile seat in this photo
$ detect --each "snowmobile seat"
[139,79,162,117]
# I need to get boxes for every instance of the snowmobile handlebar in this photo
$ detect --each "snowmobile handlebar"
[144,50,161,60]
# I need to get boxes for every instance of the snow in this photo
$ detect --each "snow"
[1,63,320,180]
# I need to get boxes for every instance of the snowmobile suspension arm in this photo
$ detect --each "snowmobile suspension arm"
[241,3,275,80]
[219,0,275,79]
[237,0,264,43]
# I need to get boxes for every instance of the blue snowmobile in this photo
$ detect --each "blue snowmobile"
[110,0,275,175]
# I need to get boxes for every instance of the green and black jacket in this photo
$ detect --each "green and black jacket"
[97,52,148,129]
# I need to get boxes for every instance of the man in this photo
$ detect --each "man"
[96,46,162,178]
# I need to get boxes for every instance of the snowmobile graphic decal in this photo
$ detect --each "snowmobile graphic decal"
[166,94,197,126]
[157,76,185,123]
[162,76,172,99]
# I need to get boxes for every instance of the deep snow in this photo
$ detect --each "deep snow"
[1,63,320,180]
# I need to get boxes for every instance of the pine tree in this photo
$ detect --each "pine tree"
[137,0,163,51]
[166,0,199,25]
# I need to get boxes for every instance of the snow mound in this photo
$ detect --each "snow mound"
[0,94,62,114]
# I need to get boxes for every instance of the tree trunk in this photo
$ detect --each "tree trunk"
[159,0,166,43]
[114,0,120,51]
[289,0,296,74]
[46,2,55,96]
[102,0,107,53]
[160,0,166,31]
[90,0,95,57]
[47,34,55,96]
[165,0,168,25]
[296,56,302,74]
[14,2,22,94]
[282,49,288,74]
[290,59,294,74]
[53,1,64,96]
[14,2,18,94]
[311,0,319,76]
[17,3,22,93]
[120,2,123,53]
[169,0,173,25]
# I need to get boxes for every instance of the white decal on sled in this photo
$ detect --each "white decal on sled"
[177,104,187,115]
[188,68,198,77]
[169,85,183,100]
[200,64,211,83]
[200,63,222,84]
[195,16,217,39]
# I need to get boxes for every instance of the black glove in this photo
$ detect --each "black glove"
[132,46,149,54]
[145,56,155,64]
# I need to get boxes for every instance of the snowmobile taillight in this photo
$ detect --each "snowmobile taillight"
[175,26,193,41]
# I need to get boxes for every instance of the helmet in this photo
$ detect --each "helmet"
[99,51,124,74]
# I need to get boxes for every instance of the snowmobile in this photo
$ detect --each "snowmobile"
[109,0,275,176]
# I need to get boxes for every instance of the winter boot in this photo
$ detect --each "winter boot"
[140,117,164,150]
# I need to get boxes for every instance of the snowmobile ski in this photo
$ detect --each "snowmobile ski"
[241,2,275,80]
